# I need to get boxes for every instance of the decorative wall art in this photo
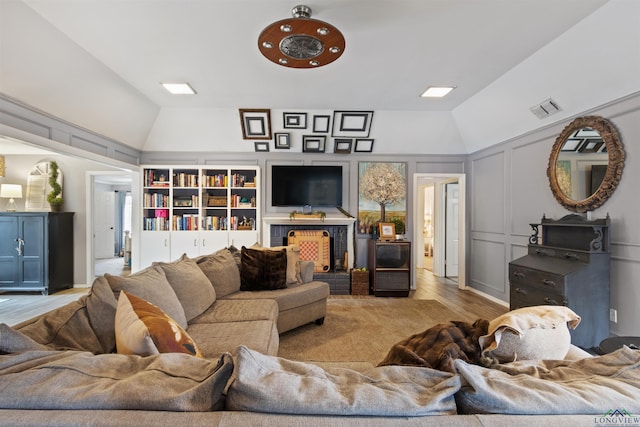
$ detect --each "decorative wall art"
[274,133,291,149]
[332,111,374,137]
[354,138,374,152]
[254,141,270,152]
[239,109,271,140]
[302,135,326,153]
[333,138,353,154]
[312,115,331,133]
[283,112,307,129]
[357,162,407,235]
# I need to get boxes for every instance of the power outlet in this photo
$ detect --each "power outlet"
[610,308,618,323]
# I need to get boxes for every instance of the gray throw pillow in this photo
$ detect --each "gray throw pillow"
[105,265,188,330]
[196,248,241,298]
[153,254,216,321]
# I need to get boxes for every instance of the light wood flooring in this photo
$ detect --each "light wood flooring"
[1,267,507,327]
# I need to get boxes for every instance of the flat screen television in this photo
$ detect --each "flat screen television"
[271,165,343,207]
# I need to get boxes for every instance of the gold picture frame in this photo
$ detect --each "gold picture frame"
[378,222,395,241]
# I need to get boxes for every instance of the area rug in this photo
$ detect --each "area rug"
[278,297,469,366]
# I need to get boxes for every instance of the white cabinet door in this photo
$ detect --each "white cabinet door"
[139,231,171,269]
[199,230,228,255]
[228,230,259,250]
[170,231,201,259]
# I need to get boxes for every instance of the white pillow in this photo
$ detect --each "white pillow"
[479,305,581,363]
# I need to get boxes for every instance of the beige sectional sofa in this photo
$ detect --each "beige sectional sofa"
[1,246,640,426]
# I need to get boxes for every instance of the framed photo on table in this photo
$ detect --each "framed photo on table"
[378,222,395,240]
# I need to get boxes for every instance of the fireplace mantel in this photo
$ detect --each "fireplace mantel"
[262,216,356,269]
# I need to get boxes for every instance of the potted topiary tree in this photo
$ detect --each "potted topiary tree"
[47,161,63,212]
[390,217,405,240]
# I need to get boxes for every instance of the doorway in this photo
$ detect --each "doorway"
[413,173,466,290]
[86,172,134,279]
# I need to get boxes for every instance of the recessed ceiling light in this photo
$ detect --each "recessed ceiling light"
[421,86,456,98]
[161,83,196,95]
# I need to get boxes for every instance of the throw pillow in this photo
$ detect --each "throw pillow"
[252,243,302,284]
[240,246,287,291]
[226,345,460,416]
[153,254,216,321]
[479,305,581,364]
[115,291,202,357]
[196,248,241,297]
[105,265,188,329]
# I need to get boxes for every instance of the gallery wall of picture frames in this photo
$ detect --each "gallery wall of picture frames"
[239,108,375,154]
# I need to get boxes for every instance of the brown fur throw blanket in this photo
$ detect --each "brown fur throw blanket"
[378,319,489,372]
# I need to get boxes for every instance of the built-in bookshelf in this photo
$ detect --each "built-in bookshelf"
[140,166,260,267]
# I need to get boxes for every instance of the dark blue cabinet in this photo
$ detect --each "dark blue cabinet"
[0,212,74,295]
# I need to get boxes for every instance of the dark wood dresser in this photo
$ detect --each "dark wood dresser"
[509,214,610,349]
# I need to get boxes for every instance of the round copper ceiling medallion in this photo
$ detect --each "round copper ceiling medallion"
[258,16,345,68]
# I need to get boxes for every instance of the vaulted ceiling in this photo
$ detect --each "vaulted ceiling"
[3,0,638,154]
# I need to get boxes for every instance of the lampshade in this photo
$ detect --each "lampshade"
[1,184,22,212]
[0,155,5,177]
[1,184,22,199]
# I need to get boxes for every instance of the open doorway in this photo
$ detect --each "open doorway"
[413,173,466,290]
[87,172,134,278]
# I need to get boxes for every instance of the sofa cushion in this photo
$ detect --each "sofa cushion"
[187,320,279,358]
[455,346,640,415]
[0,350,233,412]
[13,295,106,354]
[0,324,48,353]
[240,246,287,291]
[86,276,119,353]
[223,281,329,312]
[196,248,241,298]
[190,299,278,324]
[105,265,188,329]
[115,291,202,357]
[226,346,460,416]
[479,305,581,363]
[252,243,302,284]
[153,254,217,321]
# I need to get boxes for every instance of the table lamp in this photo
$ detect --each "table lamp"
[0,184,22,212]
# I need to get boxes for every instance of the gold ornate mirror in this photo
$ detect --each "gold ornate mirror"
[547,116,624,212]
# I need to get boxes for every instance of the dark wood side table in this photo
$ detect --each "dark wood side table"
[598,336,640,354]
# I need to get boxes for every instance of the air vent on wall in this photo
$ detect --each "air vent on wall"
[530,98,561,119]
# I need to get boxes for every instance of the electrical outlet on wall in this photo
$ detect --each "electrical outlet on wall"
[610,308,618,323]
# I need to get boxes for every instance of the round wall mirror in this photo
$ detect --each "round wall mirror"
[547,116,624,212]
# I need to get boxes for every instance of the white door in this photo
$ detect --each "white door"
[139,231,171,269]
[445,183,459,278]
[94,191,115,258]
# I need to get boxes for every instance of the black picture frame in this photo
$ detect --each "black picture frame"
[332,111,374,137]
[254,141,270,152]
[312,115,331,133]
[334,138,353,154]
[274,132,291,149]
[302,135,326,153]
[239,109,271,140]
[283,112,307,129]
[354,138,375,152]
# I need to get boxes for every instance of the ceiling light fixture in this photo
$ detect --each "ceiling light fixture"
[421,86,456,98]
[258,5,346,69]
[161,83,196,95]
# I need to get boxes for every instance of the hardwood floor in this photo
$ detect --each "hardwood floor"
[0,267,508,327]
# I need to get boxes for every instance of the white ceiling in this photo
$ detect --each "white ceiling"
[22,0,608,112]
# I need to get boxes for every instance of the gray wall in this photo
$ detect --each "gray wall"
[467,92,640,337]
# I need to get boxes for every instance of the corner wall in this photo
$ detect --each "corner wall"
[467,92,640,337]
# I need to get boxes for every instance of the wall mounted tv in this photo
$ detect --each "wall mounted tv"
[271,165,343,207]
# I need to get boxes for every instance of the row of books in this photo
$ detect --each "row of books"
[143,170,170,187]
[143,217,170,231]
[202,216,228,231]
[230,194,256,208]
[143,193,169,208]
[173,214,199,231]
[173,173,199,188]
